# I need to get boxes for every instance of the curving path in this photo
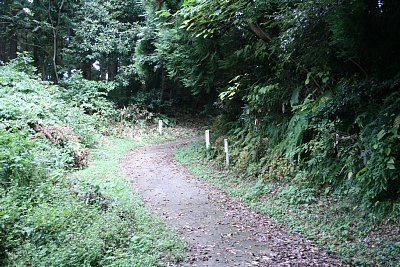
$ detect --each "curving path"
[120,139,344,266]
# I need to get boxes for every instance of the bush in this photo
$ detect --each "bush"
[0,127,40,186]
[1,55,185,266]
[209,76,400,210]
[59,72,117,119]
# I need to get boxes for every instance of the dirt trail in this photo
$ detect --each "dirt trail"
[121,139,344,266]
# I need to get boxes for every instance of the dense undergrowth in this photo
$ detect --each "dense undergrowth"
[176,140,400,266]
[0,56,190,266]
[208,75,400,213]
[135,0,400,212]
[2,0,400,264]
[168,2,400,264]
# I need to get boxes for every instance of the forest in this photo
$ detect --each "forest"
[1,0,399,266]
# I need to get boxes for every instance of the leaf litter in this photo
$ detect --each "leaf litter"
[121,139,346,266]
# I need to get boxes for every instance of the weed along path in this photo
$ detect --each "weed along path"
[121,139,344,266]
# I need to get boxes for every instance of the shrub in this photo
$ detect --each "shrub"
[59,72,117,119]
[1,54,186,266]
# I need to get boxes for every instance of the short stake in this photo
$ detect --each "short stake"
[224,139,229,167]
[205,130,210,150]
[158,120,163,135]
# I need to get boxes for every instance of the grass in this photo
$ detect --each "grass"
[175,140,400,266]
[1,131,190,267]
[67,136,187,266]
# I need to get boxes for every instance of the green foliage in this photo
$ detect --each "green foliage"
[165,0,400,210]
[176,140,400,266]
[65,0,140,72]
[0,128,40,186]
[0,57,187,265]
[59,72,116,116]
[118,104,156,126]
[131,88,172,111]
[0,55,100,151]
[1,138,185,266]
[2,0,400,263]
[0,57,100,262]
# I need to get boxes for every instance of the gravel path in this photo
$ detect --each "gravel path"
[120,139,345,266]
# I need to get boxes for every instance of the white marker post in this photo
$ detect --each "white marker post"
[224,139,229,167]
[158,120,163,135]
[205,130,211,150]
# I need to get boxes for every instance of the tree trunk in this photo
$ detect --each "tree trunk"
[9,35,17,59]
[160,68,165,101]
[52,28,59,84]
[169,86,173,101]
[0,39,5,62]
[108,59,118,81]
[81,62,92,80]
[33,46,47,80]
[0,24,6,62]
[100,60,107,80]
[42,63,47,80]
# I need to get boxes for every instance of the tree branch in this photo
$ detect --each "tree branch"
[247,21,323,91]
[348,57,368,78]
[247,21,272,42]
